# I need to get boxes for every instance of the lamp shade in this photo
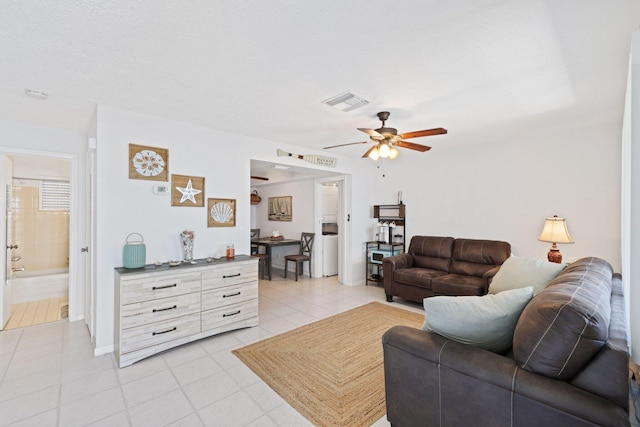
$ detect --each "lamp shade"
[538,215,574,244]
[378,143,391,158]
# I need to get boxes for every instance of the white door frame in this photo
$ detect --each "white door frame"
[314,174,352,285]
[85,139,97,341]
[0,146,81,322]
[1,155,13,328]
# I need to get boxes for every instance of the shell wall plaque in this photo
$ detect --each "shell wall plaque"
[208,198,236,227]
[129,144,169,181]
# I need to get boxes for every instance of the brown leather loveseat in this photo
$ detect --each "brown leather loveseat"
[382,236,511,303]
[382,257,629,426]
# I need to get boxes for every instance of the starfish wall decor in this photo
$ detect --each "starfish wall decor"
[171,174,205,207]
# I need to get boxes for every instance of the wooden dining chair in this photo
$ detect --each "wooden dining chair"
[284,232,315,281]
[250,228,260,255]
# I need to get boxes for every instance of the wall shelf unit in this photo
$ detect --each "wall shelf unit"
[366,204,406,286]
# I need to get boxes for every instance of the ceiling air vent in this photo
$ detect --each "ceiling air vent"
[322,91,370,112]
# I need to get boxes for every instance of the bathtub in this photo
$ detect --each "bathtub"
[10,269,69,304]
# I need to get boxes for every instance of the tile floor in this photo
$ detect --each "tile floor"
[2,272,637,427]
[0,272,423,427]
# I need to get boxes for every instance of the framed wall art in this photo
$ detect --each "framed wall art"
[129,144,169,181]
[171,174,205,207]
[208,198,236,227]
[268,196,292,221]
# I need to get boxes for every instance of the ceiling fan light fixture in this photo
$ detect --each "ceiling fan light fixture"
[368,147,380,160]
[378,143,391,158]
[389,146,400,159]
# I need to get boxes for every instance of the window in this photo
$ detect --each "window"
[40,179,70,211]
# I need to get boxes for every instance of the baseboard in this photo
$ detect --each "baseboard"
[94,344,114,357]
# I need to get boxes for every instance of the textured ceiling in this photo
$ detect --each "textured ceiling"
[1,0,639,161]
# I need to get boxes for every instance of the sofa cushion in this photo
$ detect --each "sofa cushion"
[488,256,567,295]
[422,286,533,353]
[449,239,511,278]
[408,236,454,272]
[431,274,485,296]
[513,257,613,380]
[394,268,447,289]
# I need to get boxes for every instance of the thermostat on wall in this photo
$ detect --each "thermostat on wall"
[153,184,170,195]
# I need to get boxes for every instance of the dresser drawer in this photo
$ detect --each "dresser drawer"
[120,313,201,355]
[201,261,258,290]
[121,292,201,329]
[201,300,258,332]
[121,272,201,304]
[201,282,258,311]
[115,256,260,367]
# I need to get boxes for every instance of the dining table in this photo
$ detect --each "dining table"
[252,238,301,280]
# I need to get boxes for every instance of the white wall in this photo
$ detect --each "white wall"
[622,29,640,363]
[0,119,87,322]
[93,105,375,352]
[374,123,622,269]
[11,156,70,179]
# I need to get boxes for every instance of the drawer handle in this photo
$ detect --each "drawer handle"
[152,305,177,313]
[223,292,241,298]
[152,327,177,336]
[223,310,241,318]
[223,273,241,279]
[152,283,177,290]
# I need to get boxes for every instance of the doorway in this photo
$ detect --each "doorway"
[1,154,71,330]
[315,175,351,284]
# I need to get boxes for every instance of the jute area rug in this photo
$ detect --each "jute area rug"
[232,302,424,427]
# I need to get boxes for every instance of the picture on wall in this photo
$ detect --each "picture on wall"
[268,196,292,221]
[129,144,169,181]
[208,198,236,227]
[171,174,205,207]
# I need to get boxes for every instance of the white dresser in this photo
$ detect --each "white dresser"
[114,255,258,368]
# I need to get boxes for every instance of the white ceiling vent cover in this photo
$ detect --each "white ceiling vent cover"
[322,91,370,112]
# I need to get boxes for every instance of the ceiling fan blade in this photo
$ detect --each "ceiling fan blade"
[323,141,369,149]
[400,128,448,139]
[362,145,378,158]
[396,140,432,152]
[250,176,269,181]
[358,128,384,139]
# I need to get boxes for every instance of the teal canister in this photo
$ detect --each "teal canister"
[123,233,146,269]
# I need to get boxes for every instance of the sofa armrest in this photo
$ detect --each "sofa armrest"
[482,265,502,292]
[382,326,630,427]
[382,253,413,271]
[382,254,414,300]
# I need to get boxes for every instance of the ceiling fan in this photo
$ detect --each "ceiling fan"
[323,111,447,160]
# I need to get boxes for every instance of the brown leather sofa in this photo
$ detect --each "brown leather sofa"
[382,257,630,426]
[382,236,511,303]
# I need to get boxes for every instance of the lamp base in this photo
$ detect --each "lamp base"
[547,248,563,263]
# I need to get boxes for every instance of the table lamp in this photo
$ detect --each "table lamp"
[538,215,574,263]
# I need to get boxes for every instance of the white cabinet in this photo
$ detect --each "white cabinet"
[321,184,339,222]
[115,255,258,368]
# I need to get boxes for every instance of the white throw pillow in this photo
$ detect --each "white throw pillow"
[422,286,533,353]
[488,256,566,295]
